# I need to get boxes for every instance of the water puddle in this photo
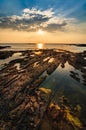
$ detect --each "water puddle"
[34,51,42,55]
[48,58,55,63]
[40,61,85,89]
[30,54,35,57]
[43,57,50,62]
[0,52,25,70]
[14,63,21,70]
[12,52,22,57]
[33,62,39,67]
[40,62,86,120]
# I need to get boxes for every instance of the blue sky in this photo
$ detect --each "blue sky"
[0,0,86,43]
[0,0,86,19]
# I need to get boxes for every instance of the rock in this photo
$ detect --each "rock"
[25,102,31,110]
[34,102,39,109]
[39,88,52,94]
[31,96,36,103]
[30,107,34,113]
[0,49,85,130]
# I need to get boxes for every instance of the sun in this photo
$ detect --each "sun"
[37,29,44,35]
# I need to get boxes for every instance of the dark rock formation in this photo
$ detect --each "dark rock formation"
[0,45,10,49]
[0,49,86,129]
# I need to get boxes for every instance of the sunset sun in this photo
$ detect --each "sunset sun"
[37,29,44,35]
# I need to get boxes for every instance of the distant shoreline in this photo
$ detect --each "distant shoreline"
[0,43,86,50]
[0,43,86,45]
[0,45,11,49]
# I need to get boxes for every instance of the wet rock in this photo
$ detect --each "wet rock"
[47,64,57,75]
[0,49,85,130]
[39,88,52,94]
[34,101,39,109]
[0,45,10,49]
[31,96,36,103]
[0,51,14,59]
[25,102,31,110]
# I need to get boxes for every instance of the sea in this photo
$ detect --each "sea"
[0,43,86,52]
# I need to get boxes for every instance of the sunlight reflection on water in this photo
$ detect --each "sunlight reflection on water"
[37,43,44,49]
[0,43,86,52]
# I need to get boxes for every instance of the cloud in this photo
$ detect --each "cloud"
[44,22,67,32]
[0,8,76,32]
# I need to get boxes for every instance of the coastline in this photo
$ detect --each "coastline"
[0,49,86,130]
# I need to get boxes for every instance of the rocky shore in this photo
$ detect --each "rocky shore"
[0,49,86,130]
[0,46,11,50]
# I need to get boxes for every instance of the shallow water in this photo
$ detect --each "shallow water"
[40,61,86,121]
[41,61,86,95]
[0,51,24,69]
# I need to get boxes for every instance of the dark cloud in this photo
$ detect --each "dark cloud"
[44,22,67,32]
[0,8,69,32]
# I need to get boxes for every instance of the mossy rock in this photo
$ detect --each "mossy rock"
[39,88,52,94]
[65,108,82,129]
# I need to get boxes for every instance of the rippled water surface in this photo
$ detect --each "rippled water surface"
[0,43,86,52]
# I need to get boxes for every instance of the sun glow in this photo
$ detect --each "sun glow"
[37,43,43,49]
[37,29,44,35]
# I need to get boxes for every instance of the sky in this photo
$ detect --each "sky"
[0,0,86,43]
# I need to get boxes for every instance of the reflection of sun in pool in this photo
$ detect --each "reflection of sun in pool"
[37,43,43,49]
